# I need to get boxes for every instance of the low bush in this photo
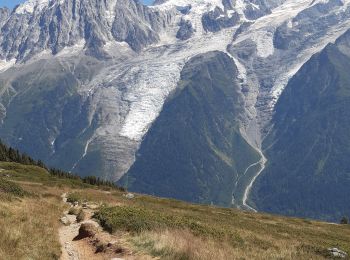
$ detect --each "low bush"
[67,193,83,204]
[68,207,80,215]
[94,205,224,239]
[0,179,27,197]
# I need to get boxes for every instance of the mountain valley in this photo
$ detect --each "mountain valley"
[1,0,350,221]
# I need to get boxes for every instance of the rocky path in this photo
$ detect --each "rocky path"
[59,193,85,260]
[58,193,125,260]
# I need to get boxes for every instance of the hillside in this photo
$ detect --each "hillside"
[1,1,350,215]
[121,51,260,208]
[252,29,350,221]
[1,158,350,259]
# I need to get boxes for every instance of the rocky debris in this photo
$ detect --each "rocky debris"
[61,193,68,203]
[328,248,348,258]
[60,216,71,226]
[0,8,9,28]
[233,22,253,41]
[75,223,98,240]
[176,19,194,41]
[60,192,129,259]
[124,193,135,199]
[64,240,79,259]
[243,2,271,20]
[201,7,240,32]
[92,238,127,256]
[177,5,192,15]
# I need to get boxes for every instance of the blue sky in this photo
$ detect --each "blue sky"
[0,0,25,9]
[0,0,153,9]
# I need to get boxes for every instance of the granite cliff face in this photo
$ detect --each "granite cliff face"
[0,0,173,62]
[1,0,350,219]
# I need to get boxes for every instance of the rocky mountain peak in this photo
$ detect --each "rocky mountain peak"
[0,0,173,62]
[1,0,350,221]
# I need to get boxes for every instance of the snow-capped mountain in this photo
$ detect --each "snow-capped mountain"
[1,0,350,218]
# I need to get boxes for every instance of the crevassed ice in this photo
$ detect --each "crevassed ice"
[119,62,184,141]
[233,0,316,58]
[118,0,236,141]
[119,27,236,141]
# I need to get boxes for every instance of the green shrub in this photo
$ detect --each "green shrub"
[0,179,26,197]
[94,205,223,239]
[68,207,80,215]
[94,206,163,233]
[66,193,82,204]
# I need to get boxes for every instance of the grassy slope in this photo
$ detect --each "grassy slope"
[1,161,350,259]
[0,163,64,260]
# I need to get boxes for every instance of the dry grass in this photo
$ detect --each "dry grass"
[0,162,350,260]
[131,229,235,260]
[0,189,63,260]
[89,192,350,260]
[130,229,328,260]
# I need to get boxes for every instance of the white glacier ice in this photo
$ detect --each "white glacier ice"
[0,59,16,73]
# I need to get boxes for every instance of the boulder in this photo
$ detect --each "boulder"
[176,19,194,40]
[124,193,135,199]
[60,216,70,226]
[75,223,97,240]
[328,248,348,258]
[82,202,88,209]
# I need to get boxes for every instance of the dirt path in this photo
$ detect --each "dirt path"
[58,193,113,260]
[57,193,141,260]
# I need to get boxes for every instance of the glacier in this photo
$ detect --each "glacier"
[1,0,350,208]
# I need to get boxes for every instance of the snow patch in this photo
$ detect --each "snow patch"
[15,0,66,14]
[250,30,275,58]
[270,2,350,107]
[56,40,86,57]
[234,0,247,18]
[0,59,16,72]
[233,0,316,57]
[16,0,50,14]
[152,0,225,37]
[154,0,224,11]
[105,0,117,25]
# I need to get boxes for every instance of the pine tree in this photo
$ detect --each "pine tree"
[340,216,349,224]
